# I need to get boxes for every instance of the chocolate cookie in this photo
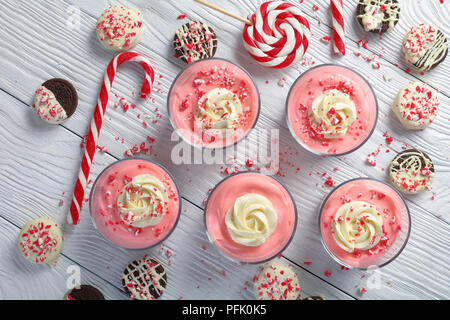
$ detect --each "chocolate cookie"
[65,285,105,300]
[403,24,448,72]
[32,78,78,124]
[173,21,218,64]
[389,149,434,194]
[122,256,167,300]
[356,0,400,33]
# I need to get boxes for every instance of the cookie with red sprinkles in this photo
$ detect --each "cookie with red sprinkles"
[356,0,401,33]
[122,256,167,300]
[253,260,301,300]
[18,216,64,266]
[402,23,448,72]
[389,148,434,194]
[64,285,105,300]
[173,21,218,63]
[392,81,439,130]
[96,6,145,52]
[32,78,78,125]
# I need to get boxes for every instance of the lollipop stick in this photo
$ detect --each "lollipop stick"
[194,0,252,25]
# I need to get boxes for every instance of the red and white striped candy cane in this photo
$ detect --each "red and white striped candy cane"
[330,0,345,56]
[67,52,154,225]
[243,1,310,69]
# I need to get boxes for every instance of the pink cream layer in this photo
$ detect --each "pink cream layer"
[287,65,377,155]
[90,159,180,249]
[320,179,406,268]
[205,172,297,263]
[168,59,259,148]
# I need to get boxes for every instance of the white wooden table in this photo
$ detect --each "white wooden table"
[0,0,449,300]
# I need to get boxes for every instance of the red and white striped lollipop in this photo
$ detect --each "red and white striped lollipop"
[243,1,310,69]
[67,52,154,225]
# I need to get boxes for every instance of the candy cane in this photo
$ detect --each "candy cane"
[67,52,154,225]
[330,0,345,56]
[243,1,310,69]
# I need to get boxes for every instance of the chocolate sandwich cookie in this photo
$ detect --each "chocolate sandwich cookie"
[32,78,78,124]
[389,149,434,194]
[392,81,439,130]
[173,21,218,64]
[65,285,105,300]
[122,256,167,300]
[403,24,448,72]
[356,0,400,33]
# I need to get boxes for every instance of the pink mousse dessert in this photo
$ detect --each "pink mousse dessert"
[168,58,260,148]
[320,178,410,269]
[205,171,297,263]
[286,64,378,155]
[90,159,181,249]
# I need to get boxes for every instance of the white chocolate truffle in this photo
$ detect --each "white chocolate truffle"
[253,260,301,300]
[18,216,64,266]
[33,86,68,124]
[392,82,439,130]
[389,149,434,194]
[96,6,144,52]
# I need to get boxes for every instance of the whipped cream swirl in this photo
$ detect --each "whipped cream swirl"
[117,174,168,228]
[225,193,277,247]
[308,89,357,139]
[195,88,243,136]
[332,201,383,253]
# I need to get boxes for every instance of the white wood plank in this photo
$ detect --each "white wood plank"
[297,0,450,95]
[0,89,352,300]
[0,0,447,224]
[0,0,448,299]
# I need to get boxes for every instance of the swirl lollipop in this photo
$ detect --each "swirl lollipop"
[195,0,310,69]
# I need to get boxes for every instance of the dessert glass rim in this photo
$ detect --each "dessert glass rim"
[285,63,379,157]
[318,177,412,270]
[203,170,298,265]
[166,57,261,150]
[89,157,182,251]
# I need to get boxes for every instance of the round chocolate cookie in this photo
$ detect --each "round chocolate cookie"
[122,256,167,300]
[392,81,439,130]
[356,0,400,33]
[18,216,63,266]
[32,78,78,124]
[173,21,218,64]
[403,24,448,72]
[389,149,434,194]
[65,285,105,300]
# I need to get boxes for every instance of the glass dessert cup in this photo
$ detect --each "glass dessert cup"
[204,171,298,264]
[286,64,378,156]
[167,58,260,149]
[319,178,411,269]
[89,158,181,250]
